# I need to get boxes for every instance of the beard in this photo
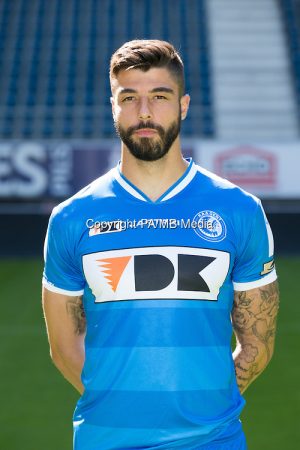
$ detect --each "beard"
[114,112,181,162]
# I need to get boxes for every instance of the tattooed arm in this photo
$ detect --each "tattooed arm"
[42,287,86,394]
[232,280,279,394]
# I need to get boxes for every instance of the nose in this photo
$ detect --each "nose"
[138,97,152,120]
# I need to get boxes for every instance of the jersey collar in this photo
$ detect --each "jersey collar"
[113,158,197,203]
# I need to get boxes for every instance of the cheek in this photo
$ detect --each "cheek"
[158,103,181,118]
[114,105,136,123]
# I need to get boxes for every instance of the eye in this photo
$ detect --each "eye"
[153,95,167,100]
[122,96,136,102]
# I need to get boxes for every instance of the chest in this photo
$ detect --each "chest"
[78,201,237,304]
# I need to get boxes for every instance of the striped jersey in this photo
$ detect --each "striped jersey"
[43,159,277,449]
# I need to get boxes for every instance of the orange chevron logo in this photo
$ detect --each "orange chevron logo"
[97,256,131,292]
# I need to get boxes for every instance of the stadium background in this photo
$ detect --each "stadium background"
[0,0,299,449]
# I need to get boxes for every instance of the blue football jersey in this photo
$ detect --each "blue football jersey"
[43,159,276,449]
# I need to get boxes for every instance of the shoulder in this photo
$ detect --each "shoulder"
[194,163,261,214]
[50,168,115,224]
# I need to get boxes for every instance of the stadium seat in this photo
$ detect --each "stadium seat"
[22,126,33,138]
[279,0,300,124]
[0,0,214,138]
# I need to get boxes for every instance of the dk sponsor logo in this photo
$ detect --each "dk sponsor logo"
[82,246,230,302]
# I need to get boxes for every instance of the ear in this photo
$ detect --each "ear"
[180,94,190,120]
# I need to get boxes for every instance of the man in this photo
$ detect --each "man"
[42,40,279,450]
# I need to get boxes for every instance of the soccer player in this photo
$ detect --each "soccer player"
[42,40,279,449]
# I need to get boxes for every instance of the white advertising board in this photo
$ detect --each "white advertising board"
[197,142,300,198]
[0,140,299,200]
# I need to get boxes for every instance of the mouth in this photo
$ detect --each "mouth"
[134,128,158,137]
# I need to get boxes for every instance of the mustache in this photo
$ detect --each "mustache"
[128,122,164,135]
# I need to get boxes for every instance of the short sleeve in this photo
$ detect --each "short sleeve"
[232,200,277,291]
[42,207,85,296]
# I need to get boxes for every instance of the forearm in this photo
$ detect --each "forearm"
[43,291,87,395]
[232,281,279,394]
[233,341,272,394]
[51,344,85,394]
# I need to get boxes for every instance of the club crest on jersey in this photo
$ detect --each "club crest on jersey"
[193,210,227,242]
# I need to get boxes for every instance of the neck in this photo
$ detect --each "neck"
[119,138,188,201]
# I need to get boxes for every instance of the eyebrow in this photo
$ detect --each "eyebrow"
[119,88,137,95]
[150,87,175,94]
[118,87,175,95]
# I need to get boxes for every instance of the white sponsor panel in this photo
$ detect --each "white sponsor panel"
[82,246,230,302]
[2,139,298,200]
[197,142,300,198]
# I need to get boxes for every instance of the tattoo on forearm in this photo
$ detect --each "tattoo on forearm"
[243,343,258,363]
[232,280,279,392]
[66,297,86,335]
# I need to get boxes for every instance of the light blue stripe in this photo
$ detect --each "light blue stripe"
[85,307,231,348]
[73,421,217,450]
[83,346,235,391]
[75,389,244,430]
[73,418,245,450]
[73,420,212,449]
[73,419,244,450]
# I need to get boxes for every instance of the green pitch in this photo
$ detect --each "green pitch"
[0,257,299,449]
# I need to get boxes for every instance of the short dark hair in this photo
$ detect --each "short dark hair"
[110,39,185,96]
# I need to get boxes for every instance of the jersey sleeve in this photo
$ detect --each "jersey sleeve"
[42,207,85,296]
[232,200,277,291]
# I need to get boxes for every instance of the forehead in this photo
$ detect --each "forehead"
[111,67,179,95]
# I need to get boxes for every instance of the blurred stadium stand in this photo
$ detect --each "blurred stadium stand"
[209,0,299,140]
[0,0,300,256]
[0,0,214,139]
[279,0,300,123]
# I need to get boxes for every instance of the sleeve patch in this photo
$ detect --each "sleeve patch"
[261,259,275,276]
